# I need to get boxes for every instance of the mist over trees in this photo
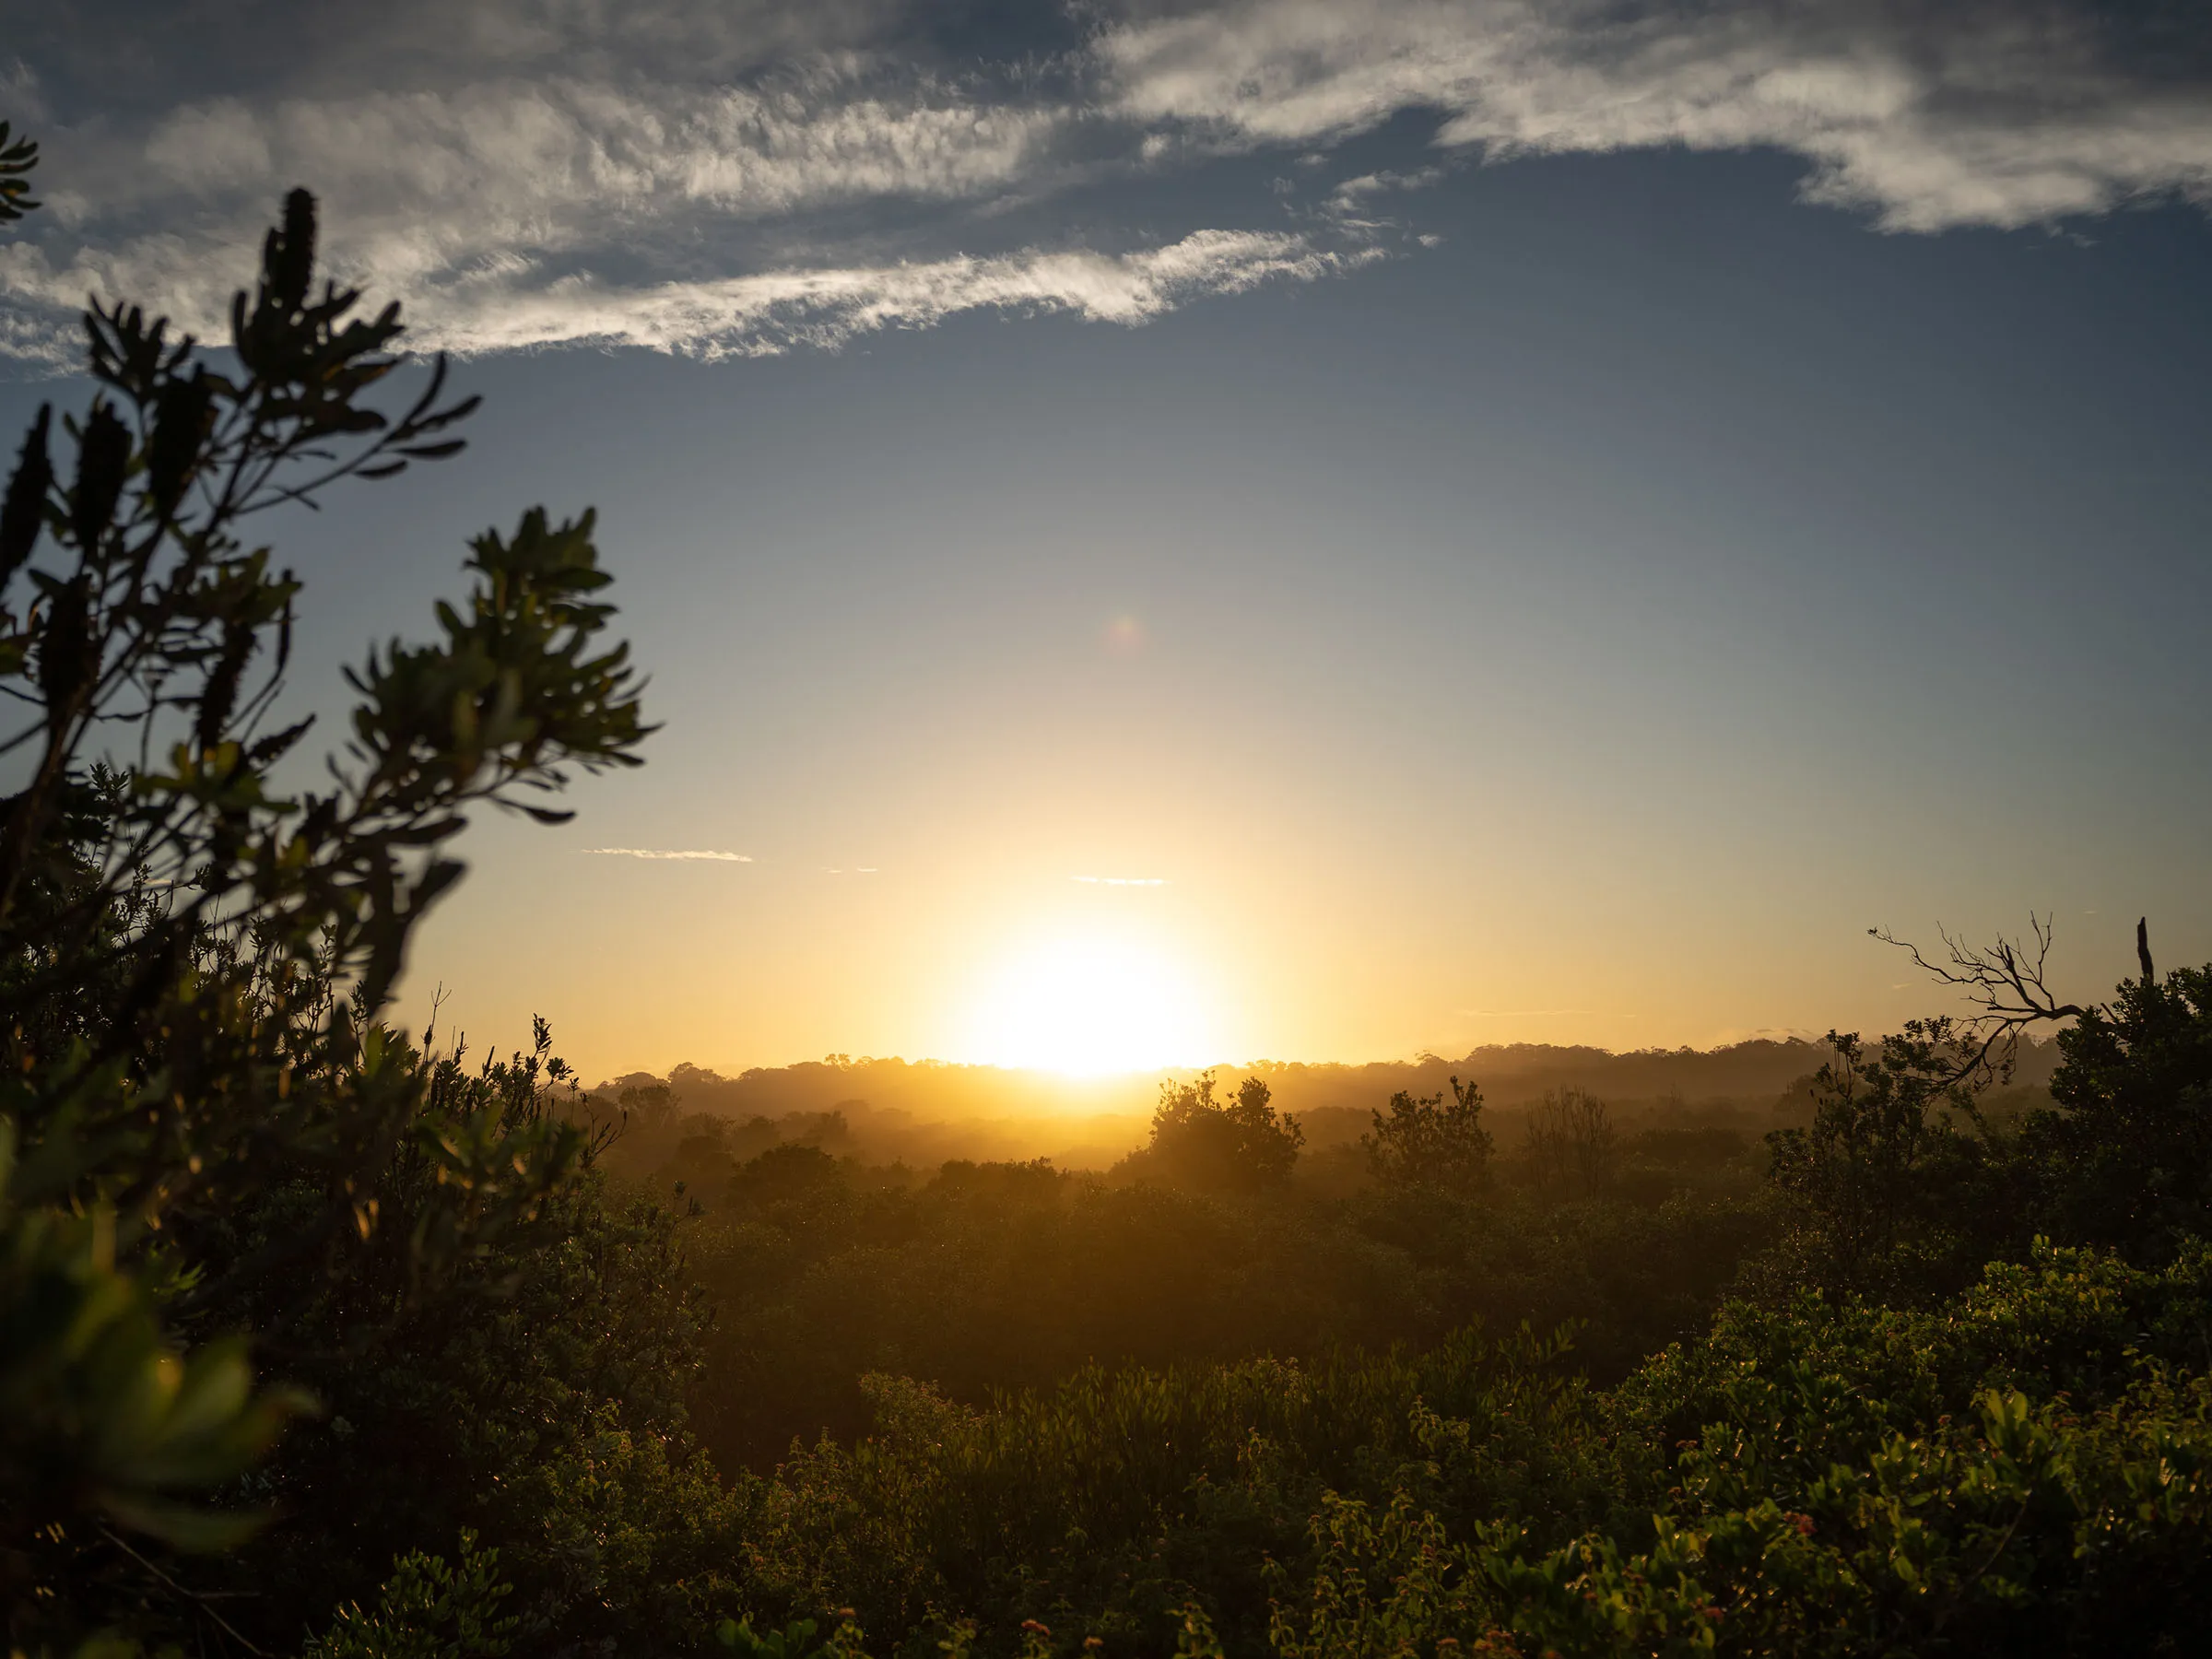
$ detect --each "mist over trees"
[6,137,2212,1659]
[598,1036,1852,1130]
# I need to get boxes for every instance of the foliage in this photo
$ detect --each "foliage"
[0,122,35,224]
[302,1530,518,1659]
[2021,961,2212,1258]
[1765,936,2212,1297]
[731,1240,2212,1659]
[1360,1077,1492,1197]
[1267,1490,1485,1659]
[1288,1242,2212,1659]
[0,136,688,1657]
[230,1096,747,1653]
[675,1137,1771,1472]
[742,1324,1615,1657]
[716,1614,873,1659]
[1116,1075,1305,1194]
[0,1116,307,1561]
[715,939,2212,1658]
[1764,1024,1987,1298]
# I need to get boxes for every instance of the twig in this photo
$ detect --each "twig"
[97,1524,269,1657]
[1870,912,2090,1086]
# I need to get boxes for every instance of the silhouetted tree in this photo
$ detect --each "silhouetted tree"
[2020,953,2212,1259]
[1841,915,2212,1276]
[1362,1076,1493,1195]
[618,1079,679,1137]
[1763,1025,1985,1293]
[1120,1072,1303,1193]
[1521,1087,1618,1200]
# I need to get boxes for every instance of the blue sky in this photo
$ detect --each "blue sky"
[3,3,2208,1076]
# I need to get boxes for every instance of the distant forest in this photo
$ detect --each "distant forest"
[8,154,2211,1659]
[592,1035,2062,1173]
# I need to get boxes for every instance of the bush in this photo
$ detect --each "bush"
[0,146,711,1656]
[1274,1242,2212,1659]
[1117,1075,1304,1194]
[1361,1077,1493,1197]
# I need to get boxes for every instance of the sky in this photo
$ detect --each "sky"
[2,1,2209,1079]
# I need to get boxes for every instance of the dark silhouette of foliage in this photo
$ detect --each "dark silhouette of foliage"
[1769,920,2212,1297]
[0,121,34,223]
[217,1031,743,1653]
[1765,1024,1983,1296]
[1360,1076,1492,1195]
[671,1114,1772,1473]
[1117,1073,1304,1194]
[2019,955,2212,1259]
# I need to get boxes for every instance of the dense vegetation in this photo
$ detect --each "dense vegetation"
[626,1082,1773,1474]
[6,146,2210,1659]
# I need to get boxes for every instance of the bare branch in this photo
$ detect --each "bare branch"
[1871,912,2090,1089]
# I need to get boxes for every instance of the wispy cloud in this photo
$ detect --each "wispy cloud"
[0,186,1382,361]
[4,2,2206,364]
[1101,1,2212,233]
[1074,875,1169,887]
[406,229,1379,359]
[584,846,753,861]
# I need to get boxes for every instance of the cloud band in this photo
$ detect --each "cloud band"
[585,847,754,862]
[4,3,2206,365]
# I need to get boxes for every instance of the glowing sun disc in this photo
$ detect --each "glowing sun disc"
[964,936,1212,1076]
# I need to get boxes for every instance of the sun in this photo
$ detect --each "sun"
[963,935,1215,1076]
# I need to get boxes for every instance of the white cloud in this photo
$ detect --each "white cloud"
[1460,1006,1595,1017]
[1099,1,2212,231]
[0,223,1374,361]
[10,67,1060,305]
[584,846,754,860]
[0,57,1378,360]
[127,70,1056,226]
[417,228,1377,356]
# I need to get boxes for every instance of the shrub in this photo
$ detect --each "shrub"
[1118,1075,1304,1194]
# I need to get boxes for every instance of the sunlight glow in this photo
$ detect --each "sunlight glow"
[963,935,1214,1076]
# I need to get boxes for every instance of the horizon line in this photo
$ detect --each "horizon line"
[582,1030,1890,1086]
